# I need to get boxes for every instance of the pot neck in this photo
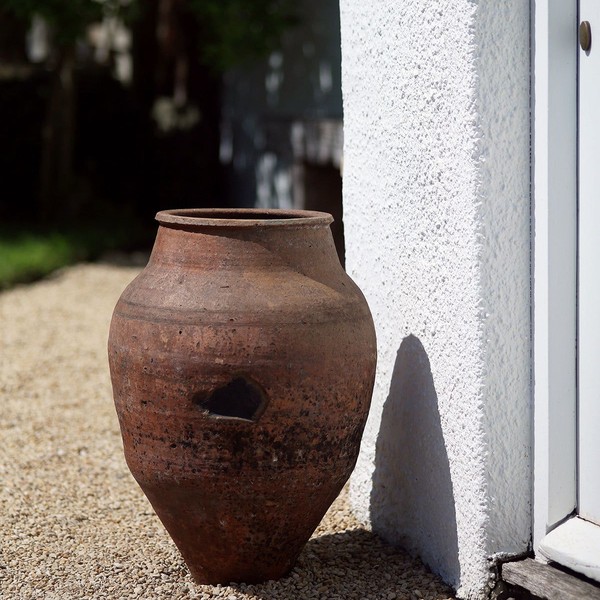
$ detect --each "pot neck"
[148,210,344,282]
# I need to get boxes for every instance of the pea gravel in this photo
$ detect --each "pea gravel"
[0,263,457,600]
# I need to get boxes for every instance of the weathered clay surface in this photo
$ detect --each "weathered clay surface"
[108,208,377,584]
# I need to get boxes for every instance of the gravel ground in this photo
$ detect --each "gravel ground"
[0,263,457,600]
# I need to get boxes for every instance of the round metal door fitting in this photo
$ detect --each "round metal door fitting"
[581,21,592,52]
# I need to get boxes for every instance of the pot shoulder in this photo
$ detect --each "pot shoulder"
[112,262,372,327]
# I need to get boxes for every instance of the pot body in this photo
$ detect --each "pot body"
[108,209,376,584]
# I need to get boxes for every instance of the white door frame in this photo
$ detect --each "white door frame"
[532,0,578,550]
[533,4,600,580]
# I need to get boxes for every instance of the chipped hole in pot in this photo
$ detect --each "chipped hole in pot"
[192,377,268,422]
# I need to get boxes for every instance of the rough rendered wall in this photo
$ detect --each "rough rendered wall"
[340,2,531,599]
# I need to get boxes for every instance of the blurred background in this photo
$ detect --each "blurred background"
[0,0,343,288]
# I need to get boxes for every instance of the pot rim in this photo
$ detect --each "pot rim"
[156,208,334,228]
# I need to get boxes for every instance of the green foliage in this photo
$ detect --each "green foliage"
[0,231,76,288]
[0,0,131,46]
[186,0,298,71]
[0,0,295,66]
[0,220,151,289]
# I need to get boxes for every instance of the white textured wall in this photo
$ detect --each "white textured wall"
[340,2,531,599]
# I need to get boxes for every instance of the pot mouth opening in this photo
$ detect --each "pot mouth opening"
[156,208,333,228]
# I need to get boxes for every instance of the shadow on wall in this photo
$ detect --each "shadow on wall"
[370,335,461,588]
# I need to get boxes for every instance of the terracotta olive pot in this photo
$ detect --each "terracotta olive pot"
[108,208,376,584]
